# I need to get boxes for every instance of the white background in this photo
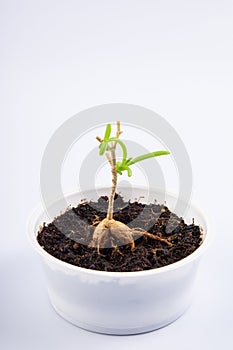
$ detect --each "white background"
[1,0,233,349]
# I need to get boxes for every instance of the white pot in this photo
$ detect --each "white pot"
[28,187,210,335]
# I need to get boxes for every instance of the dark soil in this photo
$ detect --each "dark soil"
[37,194,203,272]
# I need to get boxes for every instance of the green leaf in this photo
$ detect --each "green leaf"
[128,151,170,165]
[116,162,122,175]
[126,158,132,165]
[104,124,111,140]
[126,167,132,177]
[108,137,128,162]
[97,123,170,181]
[99,142,108,155]
[116,161,132,177]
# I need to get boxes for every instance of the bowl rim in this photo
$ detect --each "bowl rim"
[27,186,213,278]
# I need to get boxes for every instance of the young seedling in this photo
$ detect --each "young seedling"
[90,121,172,254]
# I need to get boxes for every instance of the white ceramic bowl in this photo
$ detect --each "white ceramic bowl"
[28,187,210,335]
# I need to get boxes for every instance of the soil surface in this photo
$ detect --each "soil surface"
[37,194,203,272]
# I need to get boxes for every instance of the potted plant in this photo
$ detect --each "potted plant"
[28,121,210,335]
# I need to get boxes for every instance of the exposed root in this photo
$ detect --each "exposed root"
[89,218,172,255]
[140,231,172,246]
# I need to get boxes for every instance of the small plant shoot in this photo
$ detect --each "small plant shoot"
[90,121,171,254]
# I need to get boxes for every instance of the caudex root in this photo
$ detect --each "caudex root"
[89,217,172,255]
[89,121,171,255]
